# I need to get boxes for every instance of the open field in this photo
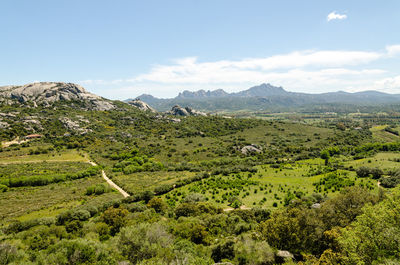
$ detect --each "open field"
[0,148,88,164]
[110,170,197,194]
[0,148,123,223]
[370,125,400,142]
[344,152,400,171]
[161,157,378,210]
[0,176,121,221]
[0,161,91,178]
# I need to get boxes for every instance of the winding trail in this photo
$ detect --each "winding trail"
[88,161,130,198]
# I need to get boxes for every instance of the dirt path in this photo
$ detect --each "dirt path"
[88,161,130,198]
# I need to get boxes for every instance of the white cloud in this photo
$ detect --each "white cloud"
[132,50,382,85]
[77,45,400,99]
[327,11,347,22]
[373,75,400,91]
[386,45,400,57]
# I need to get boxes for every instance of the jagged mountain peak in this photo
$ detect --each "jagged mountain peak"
[233,83,288,97]
[177,88,229,98]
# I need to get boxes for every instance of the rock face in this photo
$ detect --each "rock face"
[0,82,114,111]
[241,145,262,155]
[127,99,156,112]
[0,121,9,129]
[59,117,91,134]
[167,105,207,116]
[276,250,294,263]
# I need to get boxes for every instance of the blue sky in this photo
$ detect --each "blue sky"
[1,0,400,99]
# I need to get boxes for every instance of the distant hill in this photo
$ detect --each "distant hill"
[126,83,400,112]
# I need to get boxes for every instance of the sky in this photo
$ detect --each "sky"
[1,0,400,99]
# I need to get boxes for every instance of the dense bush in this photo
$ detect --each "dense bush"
[86,184,109,195]
[380,169,400,188]
[0,184,8,192]
[117,223,173,264]
[101,207,129,235]
[110,149,164,173]
[356,166,383,179]
[0,166,100,188]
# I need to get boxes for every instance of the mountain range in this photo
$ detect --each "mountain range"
[1,82,400,114]
[129,83,400,112]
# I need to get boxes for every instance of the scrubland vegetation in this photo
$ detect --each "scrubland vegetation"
[1,102,400,264]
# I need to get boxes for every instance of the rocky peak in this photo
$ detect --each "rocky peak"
[233,83,287,97]
[0,82,114,110]
[177,89,229,98]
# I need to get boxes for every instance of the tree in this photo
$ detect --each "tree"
[211,239,235,263]
[356,166,370,178]
[258,208,303,253]
[147,197,167,214]
[234,235,275,265]
[174,203,199,218]
[320,150,330,165]
[117,223,173,264]
[370,167,383,179]
[338,188,400,264]
[101,207,129,235]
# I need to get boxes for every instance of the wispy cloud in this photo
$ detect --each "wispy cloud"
[131,49,384,85]
[327,11,347,22]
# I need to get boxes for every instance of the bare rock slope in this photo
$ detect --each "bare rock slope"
[0,82,114,110]
[127,99,156,112]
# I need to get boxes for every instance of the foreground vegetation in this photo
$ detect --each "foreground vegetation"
[1,102,400,264]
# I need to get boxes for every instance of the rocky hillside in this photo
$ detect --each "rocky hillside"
[0,82,115,111]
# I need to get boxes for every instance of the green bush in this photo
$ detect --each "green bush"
[86,184,108,196]
[0,166,101,188]
[0,184,8,192]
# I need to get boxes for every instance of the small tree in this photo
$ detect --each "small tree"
[147,197,167,214]
[320,150,330,165]
[356,167,370,178]
[101,207,129,235]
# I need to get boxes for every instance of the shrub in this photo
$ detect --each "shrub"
[101,207,129,235]
[117,223,173,264]
[85,184,108,196]
[211,239,235,262]
[147,197,167,214]
[127,202,148,213]
[0,184,8,192]
[174,203,199,218]
[0,243,26,265]
[42,239,115,265]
